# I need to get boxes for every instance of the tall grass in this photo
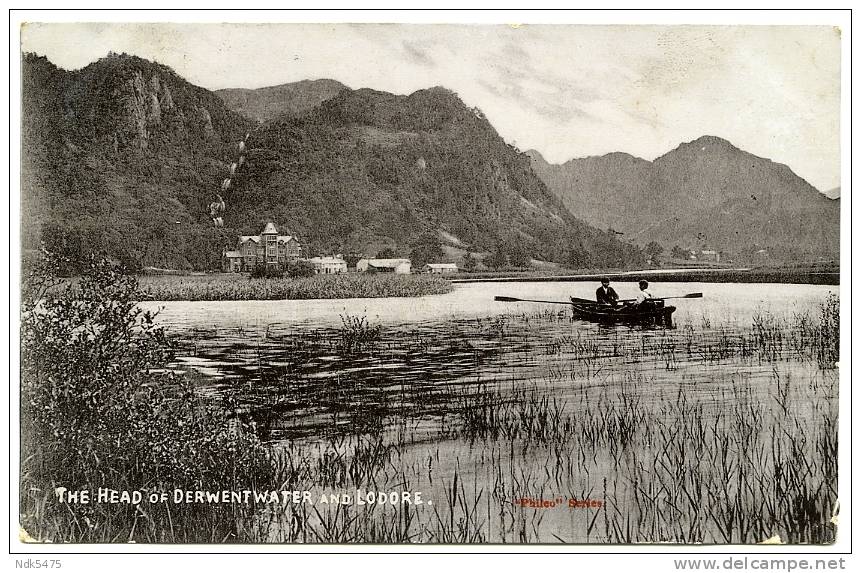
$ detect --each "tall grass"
[136,273,453,301]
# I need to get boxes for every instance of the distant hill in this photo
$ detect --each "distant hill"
[216,79,348,123]
[528,137,840,262]
[22,53,643,271]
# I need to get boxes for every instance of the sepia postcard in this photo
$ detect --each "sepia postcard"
[11,11,848,556]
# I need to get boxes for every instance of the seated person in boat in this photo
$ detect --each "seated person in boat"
[631,280,658,308]
[595,277,619,306]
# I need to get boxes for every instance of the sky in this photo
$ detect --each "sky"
[21,22,841,192]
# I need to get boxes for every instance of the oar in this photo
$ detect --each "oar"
[495,292,703,306]
[570,296,602,305]
[494,295,577,305]
[617,292,704,303]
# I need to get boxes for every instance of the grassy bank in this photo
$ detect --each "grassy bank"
[135,272,454,301]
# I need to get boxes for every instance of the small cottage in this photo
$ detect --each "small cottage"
[309,256,348,274]
[423,263,459,274]
[356,258,412,274]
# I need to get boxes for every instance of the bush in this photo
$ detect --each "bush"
[286,259,316,278]
[250,264,284,279]
[20,254,273,540]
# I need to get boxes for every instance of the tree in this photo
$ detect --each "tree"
[671,245,688,260]
[565,247,592,269]
[343,253,362,270]
[286,259,315,278]
[376,247,396,259]
[645,241,664,265]
[485,244,508,269]
[505,239,530,268]
[409,232,444,268]
[461,251,477,272]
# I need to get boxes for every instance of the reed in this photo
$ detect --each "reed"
[136,273,453,301]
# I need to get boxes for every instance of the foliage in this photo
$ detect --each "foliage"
[339,314,383,352]
[504,238,531,268]
[461,251,477,272]
[645,241,664,265]
[376,247,397,259]
[485,243,508,269]
[138,272,454,301]
[286,259,316,278]
[250,264,285,279]
[408,232,444,268]
[20,253,272,497]
[671,245,689,259]
[565,244,593,269]
[342,253,362,270]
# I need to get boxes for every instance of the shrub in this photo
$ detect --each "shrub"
[286,259,316,278]
[250,264,284,279]
[20,254,273,539]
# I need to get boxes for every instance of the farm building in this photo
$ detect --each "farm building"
[222,222,302,272]
[424,263,459,274]
[356,258,412,274]
[309,256,348,274]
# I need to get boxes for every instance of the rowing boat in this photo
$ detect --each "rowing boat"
[569,299,676,327]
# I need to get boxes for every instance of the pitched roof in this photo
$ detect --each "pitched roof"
[238,235,297,246]
[223,250,242,258]
[261,222,279,235]
[365,258,411,268]
[425,263,458,269]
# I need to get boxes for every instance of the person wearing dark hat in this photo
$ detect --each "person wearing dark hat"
[596,277,619,306]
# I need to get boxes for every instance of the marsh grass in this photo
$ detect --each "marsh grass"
[136,273,453,301]
[338,314,382,353]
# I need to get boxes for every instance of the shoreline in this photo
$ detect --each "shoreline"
[450,267,839,286]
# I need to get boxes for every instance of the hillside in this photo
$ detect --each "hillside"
[22,52,253,270]
[21,53,642,271]
[216,79,348,123]
[528,137,840,263]
[224,86,643,267]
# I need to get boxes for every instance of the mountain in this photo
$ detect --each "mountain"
[226,86,642,267]
[21,53,642,271]
[528,137,840,262]
[527,150,662,236]
[216,79,348,123]
[22,52,253,271]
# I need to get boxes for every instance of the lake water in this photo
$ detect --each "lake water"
[139,280,839,542]
[143,280,834,331]
[140,281,837,440]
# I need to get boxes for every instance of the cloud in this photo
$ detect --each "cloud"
[401,41,436,68]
